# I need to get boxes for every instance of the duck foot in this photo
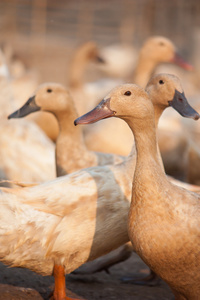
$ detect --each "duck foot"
[50,296,83,300]
[121,270,160,286]
[49,288,85,300]
[49,264,85,300]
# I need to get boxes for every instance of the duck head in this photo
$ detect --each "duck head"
[72,41,105,66]
[74,84,151,125]
[141,36,193,71]
[146,73,199,120]
[8,83,75,119]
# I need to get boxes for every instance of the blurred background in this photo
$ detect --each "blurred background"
[1,0,200,85]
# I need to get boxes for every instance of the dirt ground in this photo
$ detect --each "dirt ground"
[0,251,174,300]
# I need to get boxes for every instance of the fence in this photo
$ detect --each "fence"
[0,0,199,82]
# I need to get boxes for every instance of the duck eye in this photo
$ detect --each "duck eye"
[159,80,164,84]
[124,91,131,96]
[159,42,165,46]
[47,89,52,93]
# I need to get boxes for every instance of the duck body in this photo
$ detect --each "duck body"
[129,122,200,299]
[130,179,200,298]
[0,119,55,184]
[0,163,131,276]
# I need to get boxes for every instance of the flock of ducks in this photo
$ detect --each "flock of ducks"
[0,36,200,300]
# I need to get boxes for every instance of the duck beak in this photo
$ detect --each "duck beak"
[74,98,115,125]
[168,90,199,120]
[8,96,40,119]
[171,52,193,71]
[96,55,105,64]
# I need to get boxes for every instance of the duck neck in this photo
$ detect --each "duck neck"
[68,53,88,89]
[154,105,167,171]
[126,106,165,173]
[154,106,164,128]
[134,120,159,164]
[133,55,157,87]
[127,116,167,191]
[54,109,89,176]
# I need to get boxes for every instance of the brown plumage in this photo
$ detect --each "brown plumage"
[81,82,200,299]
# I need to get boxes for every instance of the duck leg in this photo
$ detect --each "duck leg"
[121,269,160,286]
[52,264,83,300]
[73,244,132,275]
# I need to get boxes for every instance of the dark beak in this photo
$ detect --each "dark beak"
[74,98,115,126]
[8,96,40,119]
[171,52,193,71]
[168,90,199,120]
[96,55,105,64]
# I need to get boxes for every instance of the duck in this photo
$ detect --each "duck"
[68,41,105,90]
[25,41,106,142]
[69,41,122,116]
[80,82,200,299]
[83,36,193,156]
[73,74,200,280]
[0,56,55,185]
[131,36,193,87]
[0,74,198,300]
[8,83,123,176]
